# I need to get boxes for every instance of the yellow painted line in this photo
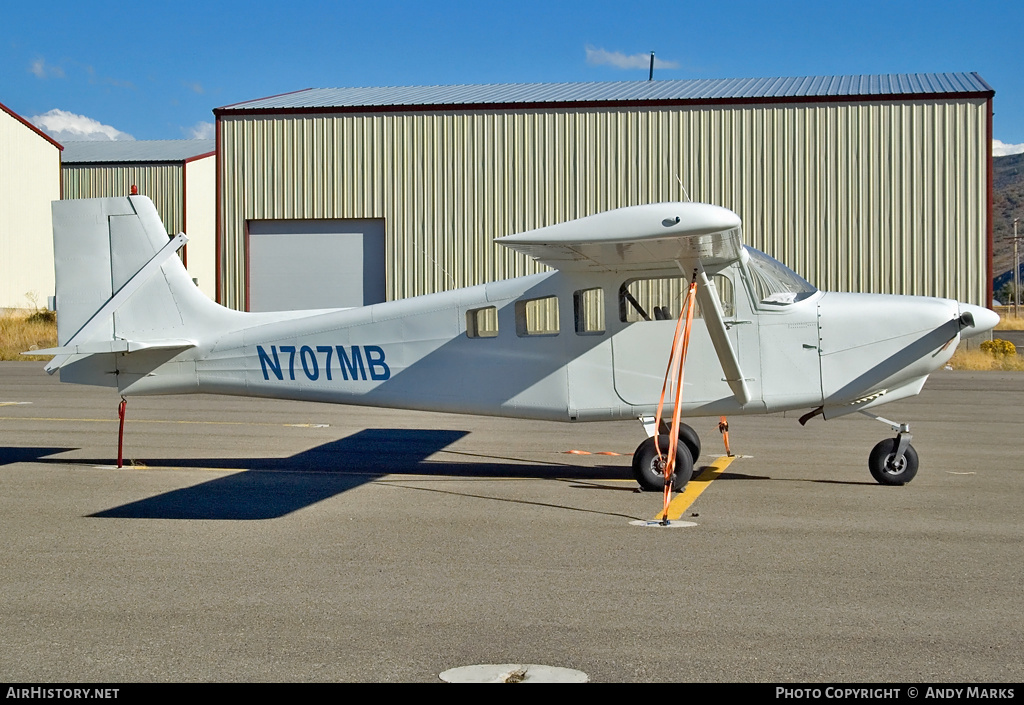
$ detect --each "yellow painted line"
[652,455,735,521]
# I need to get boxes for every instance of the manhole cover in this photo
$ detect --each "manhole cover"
[439,664,589,683]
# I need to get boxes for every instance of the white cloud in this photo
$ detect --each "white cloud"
[585,45,680,71]
[185,121,215,140]
[29,57,64,79]
[29,109,134,142]
[994,139,1024,157]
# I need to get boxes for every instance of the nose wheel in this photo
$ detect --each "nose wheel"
[862,412,918,485]
[868,437,919,485]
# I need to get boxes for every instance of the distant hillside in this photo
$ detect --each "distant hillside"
[993,152,1024,283]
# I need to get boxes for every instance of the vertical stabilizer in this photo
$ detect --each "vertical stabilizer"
[52,195,191,346]
[51,197,134,346]
[45,196,221,383]
[43,195,293,388]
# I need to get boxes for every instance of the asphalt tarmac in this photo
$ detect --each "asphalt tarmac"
[1,361,1022,683]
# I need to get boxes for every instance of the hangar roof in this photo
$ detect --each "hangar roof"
[61,139,215,164]
[218,72,993,114]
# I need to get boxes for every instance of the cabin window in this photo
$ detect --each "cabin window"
[466,306,499,338]
[619,275,734,322]
[516,295,560,336]
[574,288,605,335]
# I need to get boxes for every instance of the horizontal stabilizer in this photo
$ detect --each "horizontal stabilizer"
[30,339,196,356]
[30,339,196,373]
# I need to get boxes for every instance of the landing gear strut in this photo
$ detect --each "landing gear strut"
[639,416,701,465]
[862,412,919,485]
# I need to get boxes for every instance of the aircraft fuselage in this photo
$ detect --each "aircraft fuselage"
[107,262,968,425]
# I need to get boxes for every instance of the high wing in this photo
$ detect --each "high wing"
[495,202,743,272]
[498,201,752,405]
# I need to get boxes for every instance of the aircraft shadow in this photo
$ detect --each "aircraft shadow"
[42,428,634,521]
[0,447,76,465]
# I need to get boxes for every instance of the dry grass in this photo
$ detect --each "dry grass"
[948,344,1024,371]
[993,308,1024,330]
[0,310,57,361]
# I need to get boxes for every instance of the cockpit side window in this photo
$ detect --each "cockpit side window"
[712,274,735,318]
[619,274,734,322]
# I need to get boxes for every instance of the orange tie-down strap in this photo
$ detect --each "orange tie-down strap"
[719,416,732,457]
[653,272,698,522]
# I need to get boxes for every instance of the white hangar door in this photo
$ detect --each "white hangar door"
[246,219,386,312]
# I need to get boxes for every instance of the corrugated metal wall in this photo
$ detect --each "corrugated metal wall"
[62,164,184,235]
[218,97,989,309]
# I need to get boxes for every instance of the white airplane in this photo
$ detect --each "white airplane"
[35,195,998,491]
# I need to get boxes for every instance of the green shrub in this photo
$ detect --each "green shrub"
[26,309,56,324]
[980,339,1017,357]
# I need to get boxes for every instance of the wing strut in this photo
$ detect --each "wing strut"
[693,260,751,406]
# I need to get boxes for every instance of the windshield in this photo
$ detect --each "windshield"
[743,246,817,305]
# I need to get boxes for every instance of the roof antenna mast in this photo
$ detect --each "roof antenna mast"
[649,51,655,81]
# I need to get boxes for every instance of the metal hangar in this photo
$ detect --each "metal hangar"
[213,73,994,311]
[61,139,217,300]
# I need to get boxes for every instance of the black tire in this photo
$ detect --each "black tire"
[632,435,694,492]
[678,423,701,464]
[868,438,919,485]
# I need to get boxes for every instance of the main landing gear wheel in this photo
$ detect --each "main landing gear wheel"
[868,438,919,485]
[678,423,701,464]
[632,435,694,492]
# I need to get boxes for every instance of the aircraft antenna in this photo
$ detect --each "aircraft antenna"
[676,175,692,202]
[422,249,457,289]
[415,217,457,289]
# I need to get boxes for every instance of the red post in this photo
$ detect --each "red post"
[117,398,127,468]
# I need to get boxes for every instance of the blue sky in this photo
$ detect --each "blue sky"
[4,0,1024,153]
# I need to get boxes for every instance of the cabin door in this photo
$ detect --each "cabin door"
[610,271,753,410]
